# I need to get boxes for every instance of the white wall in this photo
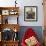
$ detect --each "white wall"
[0,0,44,26]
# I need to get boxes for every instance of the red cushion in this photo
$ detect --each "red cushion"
[21,28,41,46]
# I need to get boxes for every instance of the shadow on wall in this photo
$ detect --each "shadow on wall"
[18,26,44,44]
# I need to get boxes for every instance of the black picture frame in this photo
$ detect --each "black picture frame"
[24,6,37,21]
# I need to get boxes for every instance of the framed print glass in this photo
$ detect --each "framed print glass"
[2,10,9,15]
[24,6,37,21]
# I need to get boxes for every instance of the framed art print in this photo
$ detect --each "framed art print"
[24,6,37,21]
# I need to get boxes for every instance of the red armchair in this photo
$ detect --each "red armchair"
[21,28,41,46]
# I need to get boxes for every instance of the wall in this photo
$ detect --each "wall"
[18,0,44,26]
[0,0,44,26]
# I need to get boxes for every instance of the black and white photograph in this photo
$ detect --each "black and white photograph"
[24,6,37,21]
